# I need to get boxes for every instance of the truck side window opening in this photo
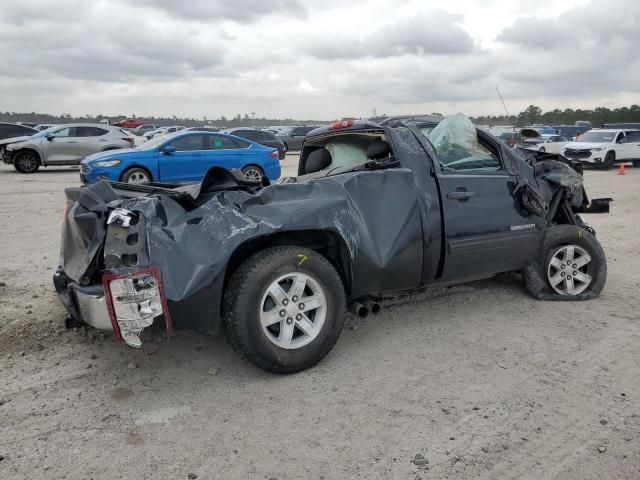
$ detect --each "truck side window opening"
[421,114,501,172]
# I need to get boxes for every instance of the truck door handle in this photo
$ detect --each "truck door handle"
[447,189,475,201]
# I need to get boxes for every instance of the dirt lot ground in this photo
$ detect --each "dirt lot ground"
[0,159,639,480]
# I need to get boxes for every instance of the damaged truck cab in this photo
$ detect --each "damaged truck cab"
[54,114,610,373]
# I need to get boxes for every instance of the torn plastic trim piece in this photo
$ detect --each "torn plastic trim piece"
[102,267,172,348]
[107,208,137,228]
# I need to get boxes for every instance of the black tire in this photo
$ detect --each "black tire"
[604,151,615,169]
[539,147,546,153]
[523,225,606,301]
[13,151,40,173]
[282,142,289,152]
[121,167,151,184]
[241,165,264,181]
[223,246,346,374]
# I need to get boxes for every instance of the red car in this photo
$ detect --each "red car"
[113,119,144,129]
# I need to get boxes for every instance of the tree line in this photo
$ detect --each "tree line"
[472,104,640,127]
[1,104,639,128]
[0,112,325,128]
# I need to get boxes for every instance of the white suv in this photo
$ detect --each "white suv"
[561,129,640,168]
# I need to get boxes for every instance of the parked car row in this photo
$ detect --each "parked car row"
[0,122,284,182]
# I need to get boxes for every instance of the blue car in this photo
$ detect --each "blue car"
[80,131,281,184]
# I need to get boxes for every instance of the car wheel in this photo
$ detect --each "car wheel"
[13,151,40,173]
[121,167,151,184]
[282,142,289,152]
[604,152,615,169]
[242,165,264,181]
[539,147,546,153]
[523,225,606,301]
[223,246,346,373]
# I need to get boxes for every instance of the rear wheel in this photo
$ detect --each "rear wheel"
[121,167,151,184]
[13,151,40,173]
[223,246,346,373]
[523,225,606,300]
[242,165,264,181]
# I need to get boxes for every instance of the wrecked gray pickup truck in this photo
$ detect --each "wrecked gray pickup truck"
[54,114,610,373]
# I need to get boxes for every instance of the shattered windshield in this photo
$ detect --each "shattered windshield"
[419,113,501,171]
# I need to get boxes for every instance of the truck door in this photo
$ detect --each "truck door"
[435,136,546,281]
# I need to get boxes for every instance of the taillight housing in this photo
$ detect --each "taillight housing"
[328,119,354,130]
[102,268,171,348]
[270,150,278,158]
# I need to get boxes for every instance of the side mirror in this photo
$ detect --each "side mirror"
[46,134,54,141]
[162,145,177,154]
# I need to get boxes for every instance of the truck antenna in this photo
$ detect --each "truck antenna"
[495,86,515,130]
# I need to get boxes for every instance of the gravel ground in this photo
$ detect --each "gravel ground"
[0,160,638,480]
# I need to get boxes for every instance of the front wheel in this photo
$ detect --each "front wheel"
[13,151,40,173]
[223,246,346,373]
[604,152,615,169]
[121,167,151,184]
[523,225,606,300]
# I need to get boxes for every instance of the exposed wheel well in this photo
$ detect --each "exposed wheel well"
[119,166,153,182]
[241,164,264,172]
[223,230,353,301]
[11,148,41,164]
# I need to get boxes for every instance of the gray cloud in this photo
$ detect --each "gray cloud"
[0,0,638,120]
[305,10,476,60]
[494,0,640,98]
[127,0,306,23]
[0,2,227,82]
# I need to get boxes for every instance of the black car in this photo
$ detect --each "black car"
[0,122,38,141]
[276,125,320,152]
[54,114,610,374]
[223,128,286,159]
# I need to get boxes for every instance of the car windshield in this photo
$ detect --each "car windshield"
[138,133,175,150]
[578,131,615,142]
[30,127,57,139]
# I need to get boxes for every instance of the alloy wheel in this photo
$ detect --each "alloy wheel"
[547,244,592,295]
[127,171,149,184]
[259,272,327,349]
[18,153,37,172]
[243,167,263,181]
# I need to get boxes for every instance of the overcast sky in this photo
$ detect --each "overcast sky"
[1,0,639,120]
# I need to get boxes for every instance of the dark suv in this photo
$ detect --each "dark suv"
[223,128,286,159]
[276,125,320,152]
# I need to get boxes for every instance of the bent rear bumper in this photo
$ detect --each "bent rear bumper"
[53,270,113,331]
[53,268,172,347]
